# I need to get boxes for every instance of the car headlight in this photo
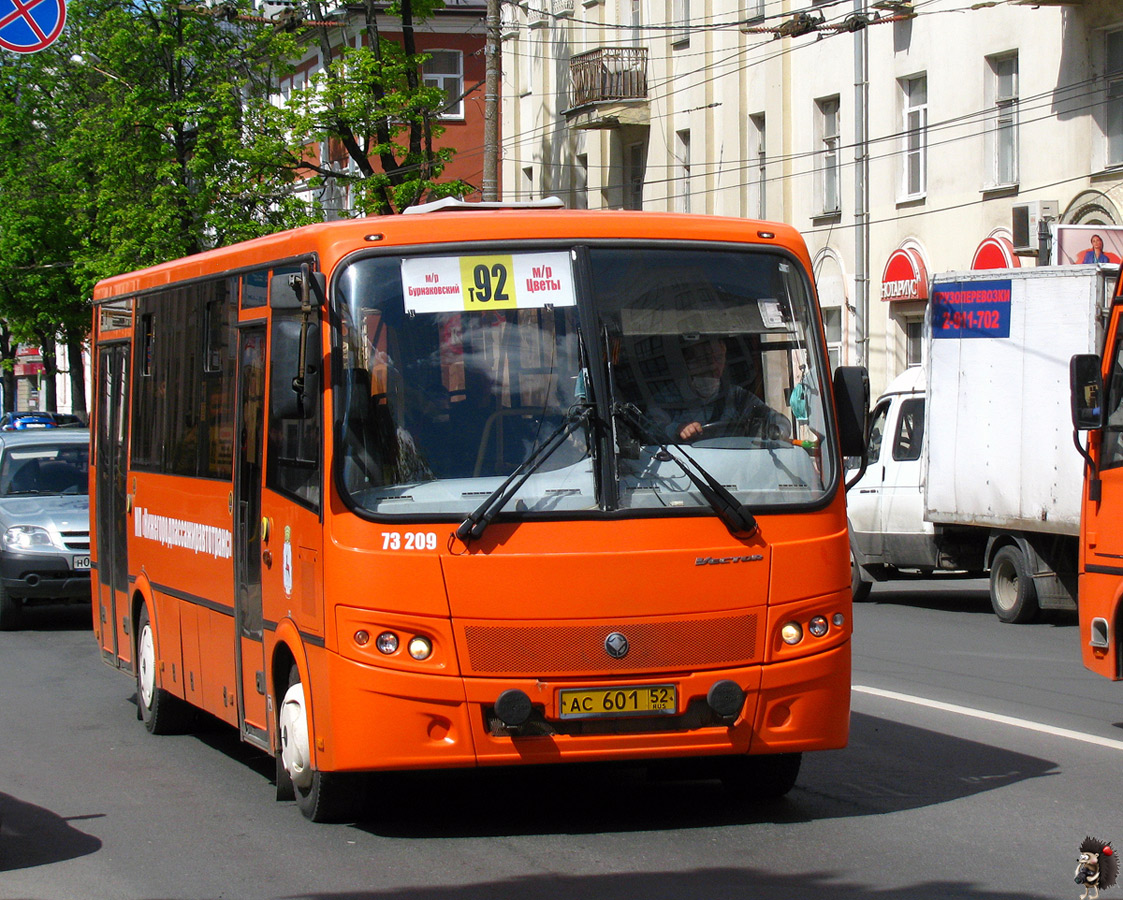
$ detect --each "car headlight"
[3,525,57,551]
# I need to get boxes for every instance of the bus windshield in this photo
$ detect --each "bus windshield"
[335,244,835,518]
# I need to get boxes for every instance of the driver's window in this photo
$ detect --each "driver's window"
[866,401,889,464]
[1101,335,1123,470]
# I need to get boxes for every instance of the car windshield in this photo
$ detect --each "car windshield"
[0,444,90,496]
[334,244,835,518]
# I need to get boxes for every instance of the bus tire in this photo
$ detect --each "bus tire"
[989,545,1039,624]
[721,752,802,801]
[136,603,193,734]
[275,751,296,802]
[0,583,23,631]
[281,667,364,823]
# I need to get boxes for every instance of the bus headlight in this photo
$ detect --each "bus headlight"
[808,616,829,637]
[781,622,803,645]
[408,636,433,660]
[375,631,399,654]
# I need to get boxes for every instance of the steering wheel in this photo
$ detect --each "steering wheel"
[691,419,789,448]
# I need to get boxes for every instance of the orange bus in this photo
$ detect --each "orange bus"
[90,200,869,821]
[1071,268,1123,683]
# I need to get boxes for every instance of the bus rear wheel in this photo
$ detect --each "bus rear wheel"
[136,603,193,734]
[721,752,802,801]
[280,666,365,823]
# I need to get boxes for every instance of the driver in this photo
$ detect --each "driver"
[652,338,790,443]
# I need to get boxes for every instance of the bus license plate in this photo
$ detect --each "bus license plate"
[73,555,91,570]
[558,685,676,719]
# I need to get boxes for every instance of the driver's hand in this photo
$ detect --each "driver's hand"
[678,421,704,441]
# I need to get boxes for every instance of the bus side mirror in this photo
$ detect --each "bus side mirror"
[1071,354,1104,431]
[269,268,325,310]
[833,366,869,458]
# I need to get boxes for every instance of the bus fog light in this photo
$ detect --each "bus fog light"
[808,616,829,637]
[376,631,399,654]
[832,613,845,627]
[354,629,371,646]
[408,636,433,660]
[781,622,803,645]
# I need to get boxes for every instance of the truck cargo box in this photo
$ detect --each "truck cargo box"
[924,267,1112,536]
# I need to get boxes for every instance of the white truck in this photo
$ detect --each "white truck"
[848,265,1116,622]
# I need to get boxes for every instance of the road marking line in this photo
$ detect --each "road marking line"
[852,684,1123,752]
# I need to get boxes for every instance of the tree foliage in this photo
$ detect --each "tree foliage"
[249,0,472,215]
[0,0,468,413]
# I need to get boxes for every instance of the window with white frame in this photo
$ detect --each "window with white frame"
[629,0,642,46]
[625,141,645,210]
[672,0,689,45]
[816,95,841,215]
[986,53,1018,187]
[423,50,464,119]
[745,0,764,23]
[749,113,766,219]
[1107,29,1123,167]
[906,319,923,367]
[900,74,927,198]
[574,153,589,209]
[822,306,842,370]
[675,129,691,213]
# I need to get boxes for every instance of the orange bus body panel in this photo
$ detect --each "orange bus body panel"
[1079,269,1123,681]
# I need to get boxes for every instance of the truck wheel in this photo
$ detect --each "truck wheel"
[989,545,1039,624]
[280,666,365,823]
[851,549,872,603]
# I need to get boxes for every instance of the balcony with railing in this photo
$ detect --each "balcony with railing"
[566,47,650,129]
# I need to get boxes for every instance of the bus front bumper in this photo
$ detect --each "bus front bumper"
[310,642,850,773]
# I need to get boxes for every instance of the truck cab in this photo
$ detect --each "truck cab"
[847,367,974,602]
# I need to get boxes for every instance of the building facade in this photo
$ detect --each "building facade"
[271,0,489,216]
[500,0,1123,394]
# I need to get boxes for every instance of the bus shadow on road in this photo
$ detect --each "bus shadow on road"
[0,793,102,871]
[344,711,1056,838]
[293,867,1055,900]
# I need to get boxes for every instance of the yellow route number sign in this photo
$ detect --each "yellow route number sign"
[402,251,575,315]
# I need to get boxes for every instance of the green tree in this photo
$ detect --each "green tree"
[249,0,472,216]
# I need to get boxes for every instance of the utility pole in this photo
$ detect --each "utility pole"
[853,0,870,368]
[483,0,501,201]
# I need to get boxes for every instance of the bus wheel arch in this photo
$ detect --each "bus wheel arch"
[133,586,193,734]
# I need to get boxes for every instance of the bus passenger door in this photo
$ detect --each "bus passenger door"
[233,327,269,746]
[95,343,130,667]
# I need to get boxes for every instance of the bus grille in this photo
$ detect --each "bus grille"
[462,613,759,676]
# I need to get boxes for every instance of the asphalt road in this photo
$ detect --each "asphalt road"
[1,581,1120,900]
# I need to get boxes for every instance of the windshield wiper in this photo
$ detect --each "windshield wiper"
[456,405,593,543]
[613,402,759,538]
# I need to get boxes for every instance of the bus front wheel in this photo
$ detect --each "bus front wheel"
[280,666,365,823]
[136,603,192,734]
[721,752,802,801]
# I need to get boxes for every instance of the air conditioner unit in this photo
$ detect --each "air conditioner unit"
[1011,200,1059,254]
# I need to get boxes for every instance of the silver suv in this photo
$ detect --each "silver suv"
[0,430,90,629]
